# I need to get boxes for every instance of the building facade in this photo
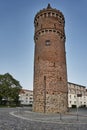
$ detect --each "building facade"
[19,89,33,106]
[33,4,68,113]
[68,82,87,108]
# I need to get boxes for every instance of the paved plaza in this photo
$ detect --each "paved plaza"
[0,107,87,130]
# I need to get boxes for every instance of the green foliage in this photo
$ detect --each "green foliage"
[0,73,22,106]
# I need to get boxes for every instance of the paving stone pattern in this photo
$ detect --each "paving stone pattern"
[0,107,87,130]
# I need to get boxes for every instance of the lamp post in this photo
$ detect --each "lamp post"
[77,93,82,121]
[76,93,79,121]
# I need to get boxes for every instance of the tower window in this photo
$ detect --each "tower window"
[53,30,56,32]
[48,12,51,17]
[36,22,38,26]
[45,40,50,46]
[49,30,52,32]
[54,24,56,28]
[45,30,48,32]
[56,14,58,17]
[44,13,46,17]
[44,76,46,80]
[54,62,55,67]
[52,13,55,16]
[60,77,62,81]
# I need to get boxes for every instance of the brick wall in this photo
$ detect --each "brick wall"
[33,4,68,113]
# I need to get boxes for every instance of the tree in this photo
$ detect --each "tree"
[0,73,22,106]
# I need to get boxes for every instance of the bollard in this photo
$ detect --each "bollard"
[60,113,62,120]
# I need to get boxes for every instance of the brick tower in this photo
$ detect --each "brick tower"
[33,4,68,113]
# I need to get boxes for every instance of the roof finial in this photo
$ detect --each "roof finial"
[47,3,51,9]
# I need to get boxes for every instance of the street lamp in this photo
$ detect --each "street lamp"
[76,93,82,121]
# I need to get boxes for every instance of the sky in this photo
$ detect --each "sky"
[0,0,87,90]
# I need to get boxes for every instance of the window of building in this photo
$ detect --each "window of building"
[70,95,71,98]
[53,30,56,32]
[30,101,32,103]
[48,12,51,17]
[36,22,38,27]
[54,62,55,67]
[52,13,55,16]
[74,101,76,104]
[60,77,62,81]
[45,40,51,46]
[74,95,76,98]
[56,14,58,17]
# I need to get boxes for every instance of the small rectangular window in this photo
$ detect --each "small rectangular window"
[45,40,50,46]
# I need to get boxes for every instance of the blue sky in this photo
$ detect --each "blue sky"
[0,0,87,90]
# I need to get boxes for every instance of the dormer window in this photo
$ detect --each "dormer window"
[45,40,50,46]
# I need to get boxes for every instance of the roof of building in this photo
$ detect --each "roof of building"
[20,89,33,94]
[68,82,86,88]
[34,3,64,20]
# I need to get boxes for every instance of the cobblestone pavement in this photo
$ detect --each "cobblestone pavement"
[0,107,87,130]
